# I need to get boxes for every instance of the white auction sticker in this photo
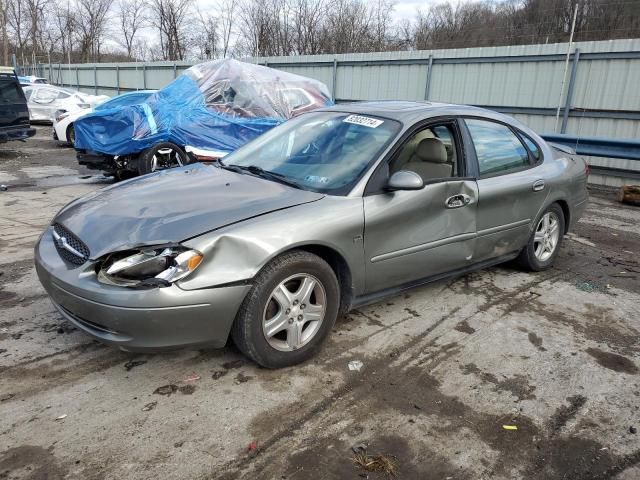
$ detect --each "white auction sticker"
[343,115,384,128]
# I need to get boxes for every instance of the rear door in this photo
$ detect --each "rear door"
[363,119,478,294]
[0,73,29,132]
[462,118,548,261]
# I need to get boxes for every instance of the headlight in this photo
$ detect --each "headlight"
[98,246,203,287]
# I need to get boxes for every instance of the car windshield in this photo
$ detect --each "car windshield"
[220,111,400,195]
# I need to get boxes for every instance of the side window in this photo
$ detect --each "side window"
[519,131,541,161]
[0,76,21,103]
[465,119,529,177]
[389,123,458,182]
[34,88,58,103]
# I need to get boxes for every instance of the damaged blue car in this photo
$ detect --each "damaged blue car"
[74,59,333,178]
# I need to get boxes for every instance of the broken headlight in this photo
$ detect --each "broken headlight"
[98,247,203,287]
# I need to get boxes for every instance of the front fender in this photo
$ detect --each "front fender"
[178,196,365,294]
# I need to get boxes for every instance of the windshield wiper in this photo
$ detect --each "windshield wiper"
[224,164,301,189]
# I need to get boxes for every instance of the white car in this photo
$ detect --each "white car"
[54,90,156,146]
[22,84,109,123]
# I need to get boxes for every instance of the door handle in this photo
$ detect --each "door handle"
[445,194,472,209]
[532,179,545,192]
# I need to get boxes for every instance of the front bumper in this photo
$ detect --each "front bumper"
[35,227,251,351]
[0,126,36,143]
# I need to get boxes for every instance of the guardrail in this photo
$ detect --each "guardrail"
[540,133,640,181]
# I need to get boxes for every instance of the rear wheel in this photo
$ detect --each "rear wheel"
[137,142,189,175]
[231,251,340,368]
[517,203,565,271]
[66,123,75,146]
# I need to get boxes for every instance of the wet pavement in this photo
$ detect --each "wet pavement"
[0,126,639,479]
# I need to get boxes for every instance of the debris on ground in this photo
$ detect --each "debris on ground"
[55,414,67,421]
[182,373,201,383]
[247,441,257,452]
[178,384,196,395]
[235,372,253,384]
[153,385,178,396]
[124,359,147,371]
[351,443,368,454]
[142,402,157,412]
[617,185,640,206]
[211,370,227,380]
[348,360,364,371]
[352,449,397,477]
[0,185,7,191]
[575,281,599,293]
[502,425,518,430]
[630,426,637,434]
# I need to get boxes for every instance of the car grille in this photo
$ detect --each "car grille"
[52,223,90,265]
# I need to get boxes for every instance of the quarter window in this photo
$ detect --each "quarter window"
[520,131,541,161]
[465,119,530,176]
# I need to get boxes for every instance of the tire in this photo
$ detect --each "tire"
[517,203,565,271]
[231,250,340,368]
[137,142,188,176]
[66,123,75,146]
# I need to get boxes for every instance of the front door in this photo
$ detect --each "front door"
[363,121,478,294]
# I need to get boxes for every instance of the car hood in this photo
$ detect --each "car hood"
[54,164,324,259]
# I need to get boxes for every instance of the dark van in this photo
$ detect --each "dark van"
[0,67,36,143]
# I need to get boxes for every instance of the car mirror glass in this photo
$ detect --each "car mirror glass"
[386,170,424,191]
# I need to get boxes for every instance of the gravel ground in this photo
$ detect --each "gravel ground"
[0,126,639,480]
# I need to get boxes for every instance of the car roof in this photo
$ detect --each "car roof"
[0,66,16,74]
[317,100,517,126]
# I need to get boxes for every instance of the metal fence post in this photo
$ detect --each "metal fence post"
[94,66,97,94]
[142,64,147,89]
[332,58,338,101]
[116,65,120,94]
[561,48,580,134]
[424,54,434,101]
[173,63,177,78]
[76,66,80,90]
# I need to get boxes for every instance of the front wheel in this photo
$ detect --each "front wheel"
[231,251,340,368]
[137,142,189,175]
[517,203,565,271]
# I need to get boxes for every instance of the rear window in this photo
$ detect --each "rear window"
[0,75,22,103]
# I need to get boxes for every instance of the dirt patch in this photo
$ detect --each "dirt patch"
[507,297,640,357]
[461,363,537,401]
[528,332,546,351]
[585,347,639,374]
[454,319,476,334]
[548,395,588,433]
[0,445,67,480]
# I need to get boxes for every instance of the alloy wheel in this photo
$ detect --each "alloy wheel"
[150,148,184,172]
[533,211,560,262]
[262,274,326,352]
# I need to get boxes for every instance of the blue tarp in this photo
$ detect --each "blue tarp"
[74,59,333,156]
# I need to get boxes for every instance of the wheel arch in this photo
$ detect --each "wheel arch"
[271,243,354,317]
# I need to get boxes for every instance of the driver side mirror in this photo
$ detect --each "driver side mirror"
[386,170,424,191]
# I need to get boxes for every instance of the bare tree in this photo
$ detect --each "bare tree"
[219,0,235,57]
[149,0,192,60]
[1,0,9,64]
[76,0,110,61]
[117,0,147,59]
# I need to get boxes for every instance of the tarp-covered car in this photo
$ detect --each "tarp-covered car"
[74,59,333,177]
